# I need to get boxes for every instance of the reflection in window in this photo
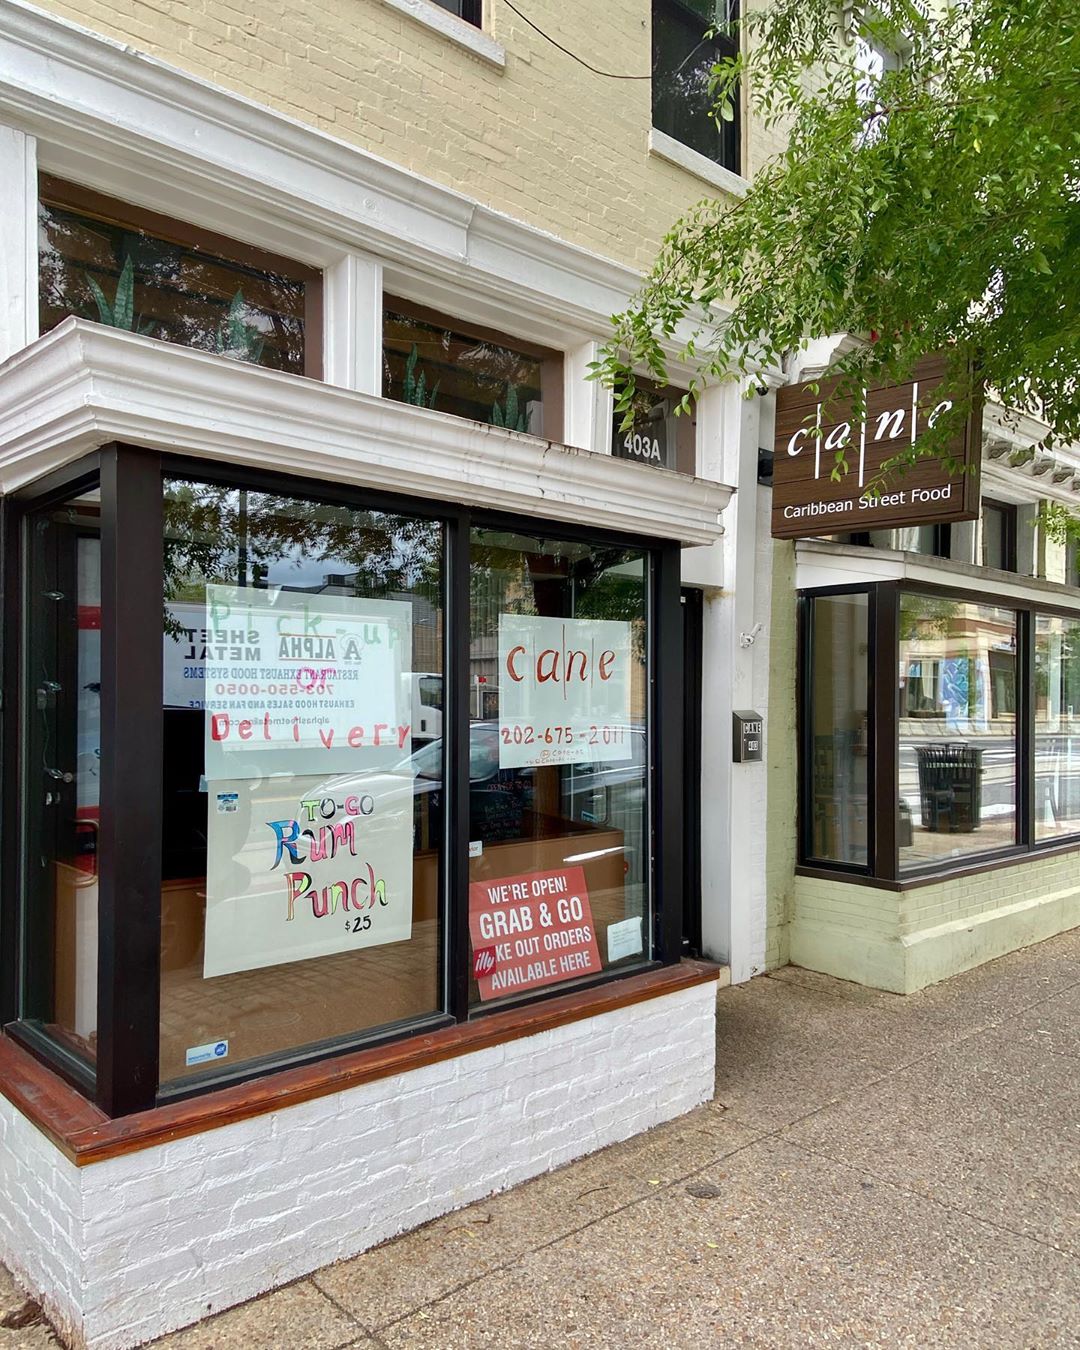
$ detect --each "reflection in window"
[1035,614,1080,841]
[899,594,1017,869]
[806,594,869,865]
[652,0,740,172]
[160,479,444,1085]
[22,489,102,1068]
[383,304,552,437]
[464,528,650,1006]
[39,178,316,376]
[610,377,696,474]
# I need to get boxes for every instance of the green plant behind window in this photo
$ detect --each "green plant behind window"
[491,382,531,433]
[214,289,266,364]
[84,256,152,333]
[403,344,439,408]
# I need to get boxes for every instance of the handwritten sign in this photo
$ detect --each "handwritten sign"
[204,770,414,977]
[497,615,632,768]
[200,585,412,779]
[469,866,602,1000]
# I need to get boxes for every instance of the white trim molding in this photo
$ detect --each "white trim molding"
[0,122,36,363]
[0,321,732,546]
[648,128,750,199]
[376,0,506,68]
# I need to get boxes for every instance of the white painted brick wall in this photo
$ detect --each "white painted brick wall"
[0,978,716,1350]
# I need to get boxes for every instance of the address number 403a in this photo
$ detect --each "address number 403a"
[622,430,664,464]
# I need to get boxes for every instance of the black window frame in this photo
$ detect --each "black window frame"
[1,445,685,1116]
[430,0,482,26]
[797,577,1080,889]
[652,0,742,175]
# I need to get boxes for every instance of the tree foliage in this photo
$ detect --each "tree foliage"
[596,0,1080,453]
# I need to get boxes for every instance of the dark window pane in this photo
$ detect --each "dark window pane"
[610,378,696,473]
[21,488,102,1068]
[429,0,481,22]
[980,500,1016,571]
[160,479,445,1086]
[383,308,547,436]
[652,0,740,170]
[40,188,311,375]
[463,528,650,1006]
[899,594,1017,869]
[807,594,870,865]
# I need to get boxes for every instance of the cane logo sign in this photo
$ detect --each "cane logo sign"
[771,354,981,539]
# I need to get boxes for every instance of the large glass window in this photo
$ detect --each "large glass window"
[39,177,319,377]
[463,528,650,1005]
[160,479,445,1085]
[21,487,102,1069]
[1034,614,1080,841]
[383,302,559,439]
[806,594,870,866]
[652,0,740,172]
[899,596,1017,869]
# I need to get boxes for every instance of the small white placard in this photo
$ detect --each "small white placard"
[607,916,644,963]
[468,840,483,858]
[185,1038,229,1067]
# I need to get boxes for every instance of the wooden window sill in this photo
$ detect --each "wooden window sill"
[0,960,720,1166]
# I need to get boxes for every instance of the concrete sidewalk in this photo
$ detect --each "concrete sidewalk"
[3,930,1077,1348]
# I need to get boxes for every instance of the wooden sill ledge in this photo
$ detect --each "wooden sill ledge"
[0,960,720,1166]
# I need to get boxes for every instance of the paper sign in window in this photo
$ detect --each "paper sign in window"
[199,585,412,779]
[497,615,632,768]
[203,770,414,978]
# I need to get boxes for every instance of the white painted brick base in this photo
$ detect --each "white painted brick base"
[0,979,716,1350]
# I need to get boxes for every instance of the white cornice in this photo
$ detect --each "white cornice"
[0,322,731,545]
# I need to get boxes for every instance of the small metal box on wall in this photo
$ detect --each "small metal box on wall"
[733,710,763,763]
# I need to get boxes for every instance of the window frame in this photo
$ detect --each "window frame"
[651,0,742,177]
[797,577,1080,889]
[980,498,1018,573]
[1,446,684,1115]
[430,0,482,25]
[39,175,325,381]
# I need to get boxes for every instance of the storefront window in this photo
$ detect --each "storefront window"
[383,303,556,438]
[1034,614,1080,841]
[21,487,102,1068]
[160,479,445,1085]
[806,594,870,865]
[39,177,318,377]
[465,528,650,1005]
[899,595,1018,869]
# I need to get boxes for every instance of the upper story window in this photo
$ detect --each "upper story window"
[39,176,322,378]
[383,299,562,440]
[652,0,740,173]
[981,499,1018,572]
[611,378,696,474]
[430,0,481,24]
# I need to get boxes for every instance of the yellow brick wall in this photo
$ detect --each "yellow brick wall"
[31,0,774,273]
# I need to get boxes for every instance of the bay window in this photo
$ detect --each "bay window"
[3,447,683,1114]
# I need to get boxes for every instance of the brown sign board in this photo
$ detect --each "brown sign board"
[771,354,982,539]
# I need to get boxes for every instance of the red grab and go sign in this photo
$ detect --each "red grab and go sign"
[469,866,602,1001]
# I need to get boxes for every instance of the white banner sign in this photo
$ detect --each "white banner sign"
[197,585,411,779]
[204,770,414,978]
[497,615,633,767]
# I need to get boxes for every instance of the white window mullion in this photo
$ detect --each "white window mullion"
[0,125,38,364]
[323,252,383,395]
[564,340,612,454]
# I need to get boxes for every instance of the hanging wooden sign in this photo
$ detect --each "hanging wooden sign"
[771,354,982,539]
